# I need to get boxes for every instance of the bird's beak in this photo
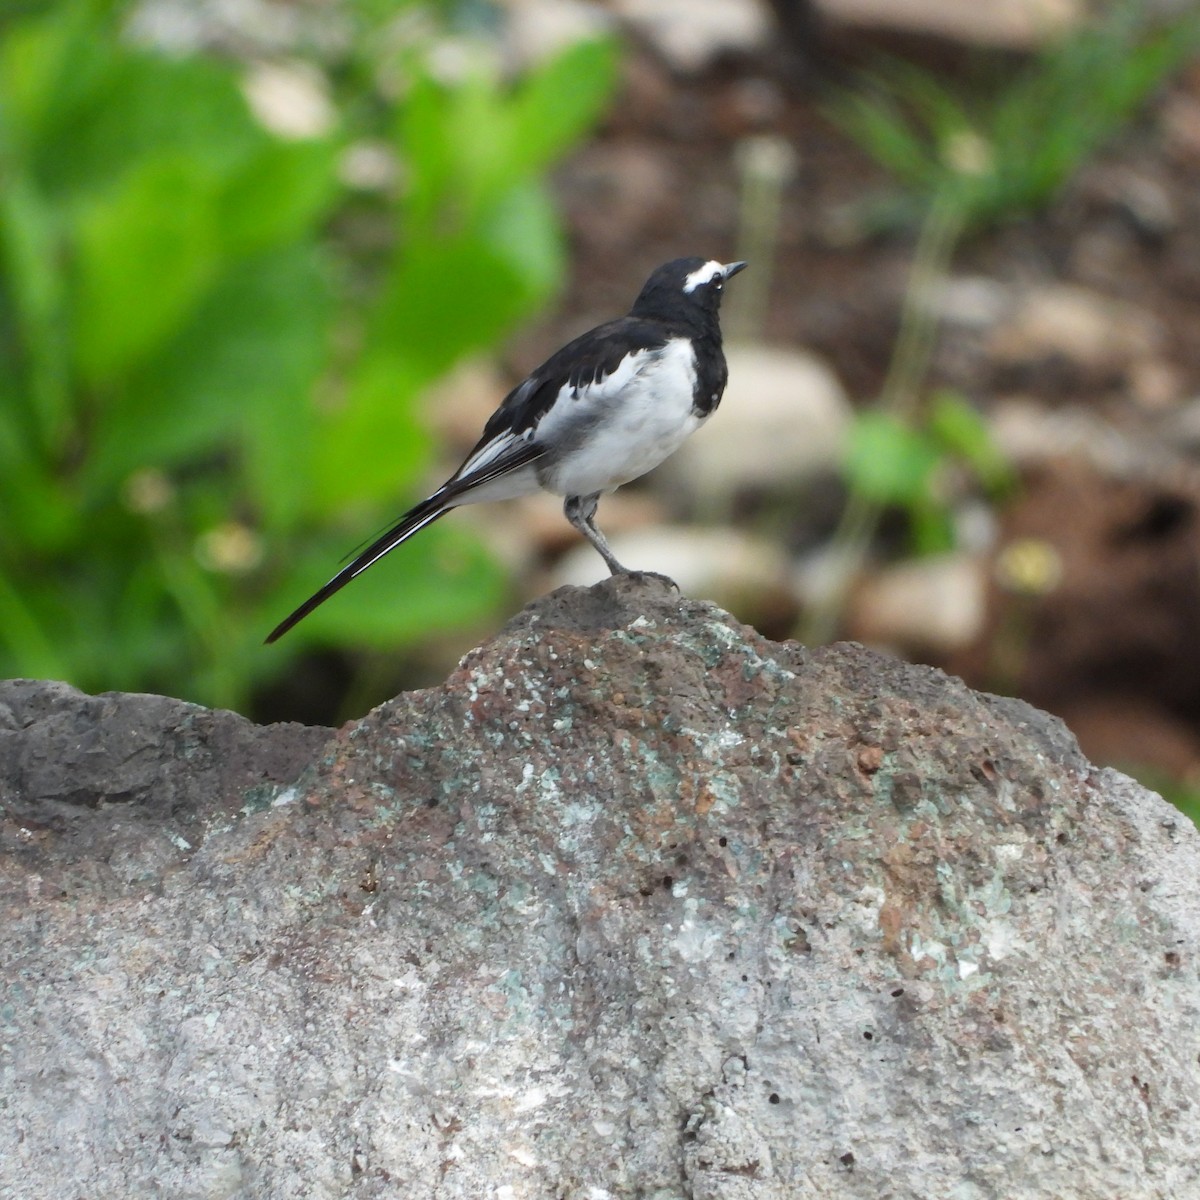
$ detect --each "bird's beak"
[722,261,749,279]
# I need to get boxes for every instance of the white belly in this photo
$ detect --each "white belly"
[538,337,705,498]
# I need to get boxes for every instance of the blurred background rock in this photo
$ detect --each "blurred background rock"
[3,0,1200,822]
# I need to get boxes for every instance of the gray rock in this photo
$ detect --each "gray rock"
[847,550,988,654]
[661,344,853,510]
[498,0,614,69]
[919,274,1011,330]
[811,0,1081,48]
[986,283,1163,371]
[2,576,1198,1199]
[609,0,771,72]
[0,679,328,865]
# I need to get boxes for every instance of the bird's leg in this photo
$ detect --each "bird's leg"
[564,494,629,575]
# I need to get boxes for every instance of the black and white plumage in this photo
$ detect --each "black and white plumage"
[265,256,747,643]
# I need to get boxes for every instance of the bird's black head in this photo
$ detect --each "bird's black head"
[630,257,748,325]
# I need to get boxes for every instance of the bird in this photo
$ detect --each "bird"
[265,256,747,643]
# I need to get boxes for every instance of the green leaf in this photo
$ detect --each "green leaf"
[833,90,936,188]
[40,51,262,201]
[0,452,78,554]
[397,63,512,236]
[827,8,1200,234]
[479,181,564,306]
[0,1,619,711]
[882,59,971,148]
[0,1,115,156]
[396,37,617,237]
[0,169,70,450]
[231,249,336,527]
[310,350,432,510]
[844,412,941,505]
[0,564,71,680]
[927,390,1015,494]
[396,69,460,234]
[217,136,342,259]
[369,186,563,385]
[508,38,618,174]
[908,494,956,557]
[85,247,333,507]
[445,68,514,218]
[72,154,221,383]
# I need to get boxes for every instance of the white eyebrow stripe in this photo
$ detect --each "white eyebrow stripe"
[683,260,723,293]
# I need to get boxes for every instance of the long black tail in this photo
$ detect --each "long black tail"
[264,496,450,643]
[266,438,545,644]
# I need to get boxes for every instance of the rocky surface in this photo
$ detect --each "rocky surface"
[2,576,1199,1199]
[0,680,328,861]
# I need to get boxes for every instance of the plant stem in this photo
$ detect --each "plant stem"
[728,135,797,343]
[799,189,964,646]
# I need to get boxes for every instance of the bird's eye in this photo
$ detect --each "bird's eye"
[715,281,723,291]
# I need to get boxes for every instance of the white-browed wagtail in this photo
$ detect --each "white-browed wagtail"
[266,256,747,643]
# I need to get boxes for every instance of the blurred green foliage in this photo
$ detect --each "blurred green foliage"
[0,0,617,713]
[805,7,1199,643]
[832,5,1200,234]
[844,391,1015,556]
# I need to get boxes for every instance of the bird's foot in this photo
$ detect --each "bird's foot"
[619,569,679,591]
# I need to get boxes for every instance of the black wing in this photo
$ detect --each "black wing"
[475,316,674,445]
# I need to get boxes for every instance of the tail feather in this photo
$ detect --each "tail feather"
[264,498,450,643]
[265,439,546,644]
